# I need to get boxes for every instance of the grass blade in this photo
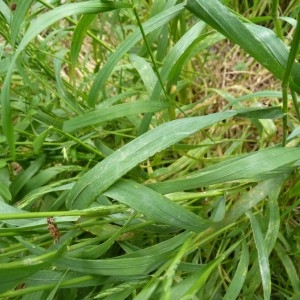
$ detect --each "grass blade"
[87,4,185,106]
[1,1,132,158]
[246,211,271,300]
[149,147,299,194]
[63,101,170,133]
[0,0,11,23]
[57,232,192,276]
[275,241,300,295]
[70,14,97,72]
[66,111,236,209]
[186,0,300,93]
[10,0,34,46]
[139,20,209,133]
[104,179,213,232]
[130,54,157,94]
[245,177,282,294]
[15,1,132,55]
[223,239,249,300]
[0,247,66,293]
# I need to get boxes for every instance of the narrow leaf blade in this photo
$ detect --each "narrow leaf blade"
[67,111,236,209]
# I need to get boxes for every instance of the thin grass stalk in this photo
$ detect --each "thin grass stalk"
[0,206,126,220]
[281,12,300,146]
[131,5,167,99]
[0,275,96,298]
[271,0,283,40]
[36,0,113,52]
[161,233,195,300]
[291,90,300,121]
[131,2,170,134]
[51,127,105,158]
[282,87,288,146]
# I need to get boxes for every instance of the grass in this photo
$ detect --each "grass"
[0,0,300,299]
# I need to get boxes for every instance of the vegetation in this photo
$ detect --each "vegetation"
[0,0,300,299]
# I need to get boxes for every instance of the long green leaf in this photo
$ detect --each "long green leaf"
[104,179,213,232]
[139,20,208,133]
[142,20,223,133]
[244,176,282,294]
[246,212,271,300]
[63,101,170,132]
[186,0,300,93]
[149,147,298,194]
[58,253,168,277]
[235,106,283,119]
[70,14,97,70]
[0,247,66,293]
[275,241,300,295]
[57,232,191,276]
[87,4,185,106]
[130,54,157,94]
[223,239,249,300]
[0,0,11,23]
[10,0,34,46]
[15,2,131,55]
[1,0,132,158]
[66,111,236,209]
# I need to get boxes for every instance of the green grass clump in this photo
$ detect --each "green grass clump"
[0,0,300,299]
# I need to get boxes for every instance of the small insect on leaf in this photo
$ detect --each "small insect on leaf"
[10,3,17,11]
[47,217,60,243]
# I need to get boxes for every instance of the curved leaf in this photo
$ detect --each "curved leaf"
[63,101,170,132]
[104,179,213,232]
[0,247,66,293]
[57,232,192,276]
[223,239,249,300]
[66,111,236,209]
[186,0,300,93]
[10,0,34,46]
[15,1,131,55]
[246,212,271,300]
[1,0,132,158]
[87,4,185,106]
[70,14,97,70]
[149,147,300,194]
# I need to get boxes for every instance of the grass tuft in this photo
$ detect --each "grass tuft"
[0,0,300,299]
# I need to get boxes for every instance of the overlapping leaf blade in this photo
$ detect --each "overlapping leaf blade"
[1,0,132,158]
[186,0,300,93]
[87,4,185,106]
[104,179,212,232]
[66,111,236,209]
[63,101,170,132]
[57,232,192,276]
[149,147,299,194]
[0,247,66,293]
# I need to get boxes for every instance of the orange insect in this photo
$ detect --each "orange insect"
[47,217,60,243]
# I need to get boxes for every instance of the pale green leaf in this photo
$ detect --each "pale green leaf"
[149,147,299,194]
[63,101,170,133]
[104,179,212,232]
[186,0,300,93]
[66,111,236,209]
[87,4,185,106]
[246,212,271,300]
